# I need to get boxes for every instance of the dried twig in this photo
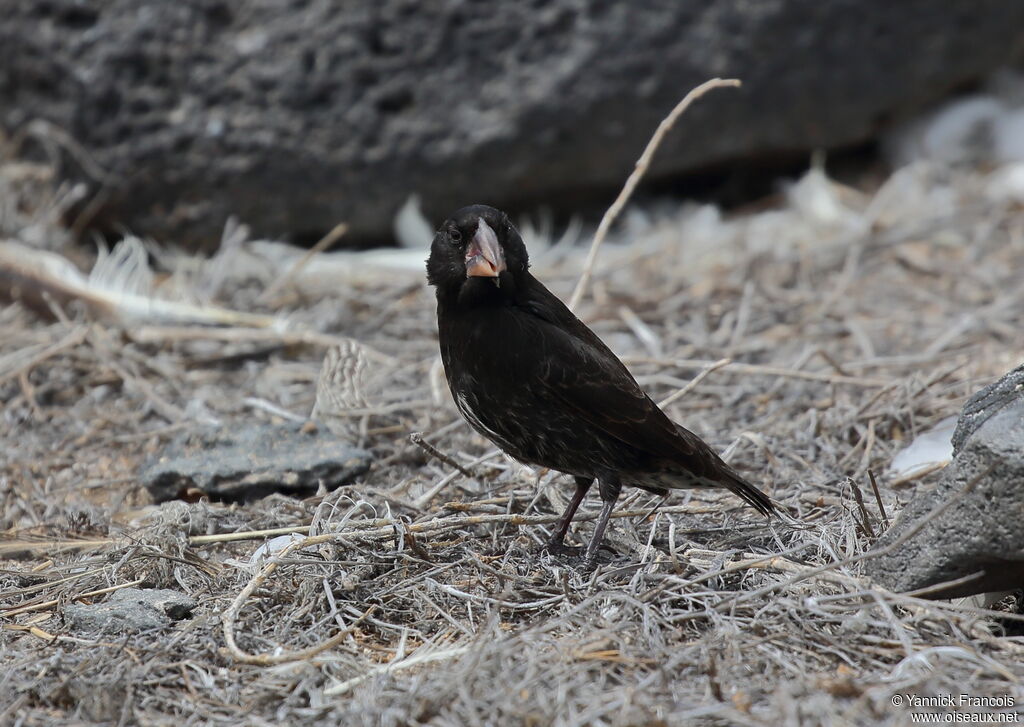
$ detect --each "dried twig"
[624,356,889,387]
[260,222,349,302]
[888,460,948,487]
[867,469,890,528]
[568,78,741,311]
[221,531,377,665]
[0,326,86,387]
[849,479,876,539]
[657,358,730,408]
[409,432,476,479]
[324,643,474,696]
[0,577,146,618]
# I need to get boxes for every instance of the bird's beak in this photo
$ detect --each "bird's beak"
[465,218,506,278]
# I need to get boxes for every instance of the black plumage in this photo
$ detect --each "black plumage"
[427,204,773,567]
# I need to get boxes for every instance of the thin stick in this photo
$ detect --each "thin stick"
[189,525,312,545]
[657,358,731,408]
[88,327,186,422]
[324,643,473,696]
[901,571,986,599]
[0,566,109,597]
[409,432,476,478]
[1,577,146,618]
[127,325,392,358]
[568,78,741,311]
[867,469,889,528]
[260,222,348,302]
[0,326,87,387]
[413,450,503,510]
[221,528,377,665]
[0,537,115,557]
[888,461,947,488]
[849,479,876,539]
[624,356,889,388]
[192,503,731,548]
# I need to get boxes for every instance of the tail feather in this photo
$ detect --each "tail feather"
[672,423,774,516]
[720,468,774,517]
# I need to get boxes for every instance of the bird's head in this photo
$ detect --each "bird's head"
[426,205,528,296]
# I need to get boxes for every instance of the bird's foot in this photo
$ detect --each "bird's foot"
[540,540,583,558]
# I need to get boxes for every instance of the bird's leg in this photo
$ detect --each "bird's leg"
[582,476,622,569]
[543,476,593,555]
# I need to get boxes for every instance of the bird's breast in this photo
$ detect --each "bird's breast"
[436,303,646,477]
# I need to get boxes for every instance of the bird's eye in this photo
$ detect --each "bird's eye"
[449,228,462,245]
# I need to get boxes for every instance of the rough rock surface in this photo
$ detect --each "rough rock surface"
[951,363,1024,454]
[141,422,371,502]
[64,588,196,633]
[867,369,1024,599]
[4,1,1024,246]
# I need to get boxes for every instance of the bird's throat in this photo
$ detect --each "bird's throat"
[455,274,513,309]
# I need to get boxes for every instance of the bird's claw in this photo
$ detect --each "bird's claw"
[540,541,604,574]
[540,540,583,558]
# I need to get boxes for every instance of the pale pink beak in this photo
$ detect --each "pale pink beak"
[465,218,506,278]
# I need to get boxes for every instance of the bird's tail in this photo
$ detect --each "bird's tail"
[671,422,775,516]
[720,467,774,517]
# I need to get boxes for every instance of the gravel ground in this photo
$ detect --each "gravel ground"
[2,144,1024,725]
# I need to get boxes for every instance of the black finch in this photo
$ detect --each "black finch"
[427,205,773,568]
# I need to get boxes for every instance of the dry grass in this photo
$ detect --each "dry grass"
[2,146,1024,724]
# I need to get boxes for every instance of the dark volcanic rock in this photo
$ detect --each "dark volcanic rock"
[141,422,371,502]
[867,368,1024,599]
[65,588,196,633]
[3,1,1024,246]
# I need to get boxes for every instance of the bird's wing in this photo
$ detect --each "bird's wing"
[514,277,696,462]
[514,286,773,514]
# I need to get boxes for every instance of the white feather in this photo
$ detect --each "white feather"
[0,237,285,329]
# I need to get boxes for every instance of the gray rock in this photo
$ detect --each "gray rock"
[951,363,1024,455]
[141,422,371,502]
[867,374,1024,599]
[64,588,196,633]
[4,1,1024,247]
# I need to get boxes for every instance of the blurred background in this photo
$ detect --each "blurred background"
[3,0,1023,249]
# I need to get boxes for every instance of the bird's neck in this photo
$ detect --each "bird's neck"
[439,274,519,313]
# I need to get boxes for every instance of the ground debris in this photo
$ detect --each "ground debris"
[3,148,1024,724]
